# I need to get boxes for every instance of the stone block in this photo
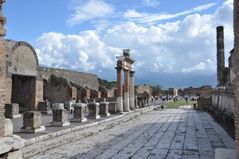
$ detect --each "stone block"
[52,103,70,127]
[0,135,25,157]
[87,103,100,119]
[1,150,22,159]
[38,101,52,114]
[71,103,87,123]
[4,119,13,136]
[21,111,45,133]
[215,149,237,159]
[109,102,117,114]
[4,103,21,118]
[99,102,110,117]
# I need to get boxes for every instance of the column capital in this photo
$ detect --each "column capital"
[129,71,135,77]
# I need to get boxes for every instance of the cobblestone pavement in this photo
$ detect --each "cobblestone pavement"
[30,109,235,159]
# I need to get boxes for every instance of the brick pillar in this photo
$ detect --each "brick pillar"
[123,69,130,112]
[217,26,225,86]
[35,78,43,111]
[233,0,239,157]
[0,0,6,137]
[129,71,135,110]
[116,67,123,113]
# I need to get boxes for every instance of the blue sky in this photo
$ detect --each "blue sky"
[4,0,234,88]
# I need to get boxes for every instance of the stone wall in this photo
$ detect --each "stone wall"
[43,75,75,103]
[0,39,5,137]
[211,88,235,118]
[39,67,99,91]
[35,79,43,110]
[233,0,239,155]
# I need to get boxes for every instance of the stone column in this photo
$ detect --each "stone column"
[129,71,135,110]
[51,103,70,127]
[233,0,239,157]
[116,67,123,113]
[217,26,225,86]
[123,69,130,112]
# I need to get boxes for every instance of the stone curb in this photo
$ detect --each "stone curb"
[20,105,156,158]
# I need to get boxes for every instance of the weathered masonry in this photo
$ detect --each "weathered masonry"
[233,0,239,157]
[4,40,43,112]
[116,49,135,112]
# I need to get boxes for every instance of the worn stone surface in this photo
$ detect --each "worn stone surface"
[233,0,239,157]
[4,119,13,136]
[30,109,235,159]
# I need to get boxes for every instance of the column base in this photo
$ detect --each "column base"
[71,118,87,123]
[116,97,123,113]
[21,126,45,133]
[124,92,130,112]
[88,115,100,120]
[51,121,70,127]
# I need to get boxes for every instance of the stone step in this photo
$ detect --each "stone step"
[20,106,156,159]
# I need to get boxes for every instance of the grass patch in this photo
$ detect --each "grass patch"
[165,100,196,109]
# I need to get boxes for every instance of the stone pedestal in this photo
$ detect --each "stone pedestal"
[52,103,70,127]
[109,102,117,114]
[4,103,21,118]
[71,103,87,123]
[21,111,45,133]
[87,103,100,119]
[99,102,110,117]
[4,119,13,136]
[38,101,52,114]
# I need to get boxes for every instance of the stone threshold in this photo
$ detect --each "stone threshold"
[20,105,156,159]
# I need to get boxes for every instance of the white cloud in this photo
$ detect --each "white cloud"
[36,31,115,72]
[143,0,160,7]
[36,0,233,79]
[67,0,114,26]
[124,3,216,24]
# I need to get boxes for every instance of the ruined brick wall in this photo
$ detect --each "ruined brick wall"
[4,77,11,103]
[197,97,212,111]
[11,75,36,112]
[35,79,43,110]
[136,85,151,95]
[39,67,99,91]
[233,0,239,155]
[211,88,235,117]
[0,39,5,137]
[43,75,74,103]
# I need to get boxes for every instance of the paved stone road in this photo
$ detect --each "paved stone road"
[30,109,235,159]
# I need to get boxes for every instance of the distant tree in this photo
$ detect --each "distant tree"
[151,85,162,97]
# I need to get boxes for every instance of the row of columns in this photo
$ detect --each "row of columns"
[116,67,135,113]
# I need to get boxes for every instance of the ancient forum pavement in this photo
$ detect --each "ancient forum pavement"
[31,108,235,159]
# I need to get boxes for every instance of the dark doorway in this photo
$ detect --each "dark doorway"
[11,75,36,112]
